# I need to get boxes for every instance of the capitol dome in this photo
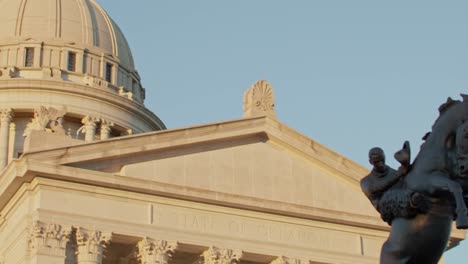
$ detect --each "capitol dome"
[0,0,165,165]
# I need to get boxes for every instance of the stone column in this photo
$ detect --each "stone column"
[28,221,72,263]
[76,228,111,264]
[8,122,16,163]
[81,116,99,142]
[0,109,12,169]
[137,238,178,264]
[100,120,114,140]
[199,246,242,264]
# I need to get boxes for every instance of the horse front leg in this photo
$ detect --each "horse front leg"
[429,174,468,229]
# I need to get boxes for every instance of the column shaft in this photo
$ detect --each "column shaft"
[0,109,12,169]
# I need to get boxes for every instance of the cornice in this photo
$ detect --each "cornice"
[0,79,165,130]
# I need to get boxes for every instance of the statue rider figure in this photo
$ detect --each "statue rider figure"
[360,147,402,214]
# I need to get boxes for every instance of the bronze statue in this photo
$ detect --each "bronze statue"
[361,94,468,264]
[361,147,401,213]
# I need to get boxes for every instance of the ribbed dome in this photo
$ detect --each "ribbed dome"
[0,0,165,152]
[0,0,134,71]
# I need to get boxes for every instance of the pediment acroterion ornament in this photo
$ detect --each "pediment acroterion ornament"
[243,80,276,118]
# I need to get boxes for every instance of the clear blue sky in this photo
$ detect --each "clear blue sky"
[98,1,468,262]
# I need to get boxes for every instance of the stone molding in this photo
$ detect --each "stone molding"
[199,246,242,264]
[243,80,276,118]
[28,221,71,256]
[137,238,178,264]
[76,228,112,263]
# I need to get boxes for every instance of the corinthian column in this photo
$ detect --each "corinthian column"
[76,228,111,264]
[0,109,13,169]
[137,238,178,264]
[28,221,72,263]
[100,120,114,140]
[199,247,242,264]
[81,116,99,142]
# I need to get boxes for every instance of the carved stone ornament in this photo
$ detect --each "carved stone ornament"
[28,221,71,256]
[118,86,133,100]
[137,238,178,264]
[76,228,111,263]
[360,94,468,263]
[100,119,114,140]
[23,106,66,137]
[0,108,13,124]
[83,74,108,89]
[270,256,304,264]
[200,246,243,264]
[0,67,18,79]
[243,80,276,118]
[77,115,99,141]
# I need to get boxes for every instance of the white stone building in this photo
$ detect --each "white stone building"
[0,0,463,263]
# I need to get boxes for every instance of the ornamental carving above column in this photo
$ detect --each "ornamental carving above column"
[78,115,99,142]
[199,246,242,264]
[76,228,112,263]
[28,221,71,257]
[243,80,276,118]
[137,238,178,264]
[100,119,114,140]
[270,256,305,264]
[23,106,66,137]
[0,108,13,123]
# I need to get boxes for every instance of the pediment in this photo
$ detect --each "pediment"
[21,116,381,227]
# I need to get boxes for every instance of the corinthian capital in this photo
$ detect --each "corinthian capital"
[0,109,13,123]
[137,238,178,264]
[81,115,99,127]
[200,246,242,264]
[270,256,304,264]
[76,228,112,263]
[76,228,111,247]
[28,221,71,256]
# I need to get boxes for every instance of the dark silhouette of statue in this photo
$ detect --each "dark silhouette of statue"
[361,94,468,264]
[361,147,401,212]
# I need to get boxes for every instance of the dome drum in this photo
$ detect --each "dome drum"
[0,40,146,103]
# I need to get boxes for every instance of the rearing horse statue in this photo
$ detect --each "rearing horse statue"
[361,94,468,264]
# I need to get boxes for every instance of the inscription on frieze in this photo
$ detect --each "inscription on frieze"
[152,204,360,255]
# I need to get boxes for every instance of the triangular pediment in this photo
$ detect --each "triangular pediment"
[18,116,382,228]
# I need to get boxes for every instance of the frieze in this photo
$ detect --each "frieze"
[152,204,360,255]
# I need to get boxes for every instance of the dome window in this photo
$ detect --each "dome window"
[24,48,34,67]
[68,52,76,72]
[105,63,113,83]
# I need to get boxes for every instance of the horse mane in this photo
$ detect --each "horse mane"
[438,97,461,115]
